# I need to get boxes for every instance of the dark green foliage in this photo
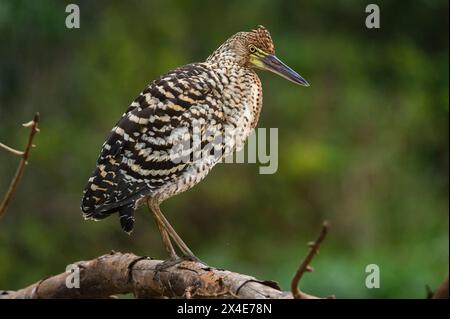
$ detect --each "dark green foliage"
[0,0,448,297]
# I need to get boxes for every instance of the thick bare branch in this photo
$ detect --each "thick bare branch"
[0,252,320,299]
[0,113,40,220]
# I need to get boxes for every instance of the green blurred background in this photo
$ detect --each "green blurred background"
[0,0,448,298]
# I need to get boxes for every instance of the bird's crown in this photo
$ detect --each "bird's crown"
[245,25,275,55]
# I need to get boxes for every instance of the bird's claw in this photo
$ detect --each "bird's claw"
[155,255,203,271]
[180,254,203,264]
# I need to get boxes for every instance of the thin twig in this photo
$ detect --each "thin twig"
[0,142,24,156]
[291,221,329,299]
[0,113,40,220]
[432,275,449,299]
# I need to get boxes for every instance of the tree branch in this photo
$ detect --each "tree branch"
[0,251,321,299]
[291,221,329,299]
[432,275,449,299]
[0,113,40,220]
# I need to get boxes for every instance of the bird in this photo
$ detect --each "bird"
[81,26,309,261]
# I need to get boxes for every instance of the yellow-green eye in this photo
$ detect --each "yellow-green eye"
[249,45,257,53]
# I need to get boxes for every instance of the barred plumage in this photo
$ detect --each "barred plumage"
[81,26,309,258]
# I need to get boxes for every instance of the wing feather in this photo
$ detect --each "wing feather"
[81,63,224,220]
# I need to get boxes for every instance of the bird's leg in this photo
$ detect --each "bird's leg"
[147,200,177,260]
[158,210,199,261]
[156,217,178,259]
[150,199,198,261]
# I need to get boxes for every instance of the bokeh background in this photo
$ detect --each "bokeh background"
[0,0,448,298]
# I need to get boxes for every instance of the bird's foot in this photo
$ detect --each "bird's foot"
[155,254,203,272]
[181,254,202,264]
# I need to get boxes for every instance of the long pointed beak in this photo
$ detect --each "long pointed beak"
[261,55,310,87]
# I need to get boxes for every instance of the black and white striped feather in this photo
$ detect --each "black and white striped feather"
[81,63,228,232]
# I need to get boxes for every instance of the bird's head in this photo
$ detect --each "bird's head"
[210,26,309,87]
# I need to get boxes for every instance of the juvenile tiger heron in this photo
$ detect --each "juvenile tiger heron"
[81,26,309,260]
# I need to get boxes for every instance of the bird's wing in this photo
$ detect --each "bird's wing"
[81,63,225,219]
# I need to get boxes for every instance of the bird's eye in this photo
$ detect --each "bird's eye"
[249,45,257,53]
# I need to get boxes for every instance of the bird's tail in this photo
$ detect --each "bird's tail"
[81,166,138,233]
[81,160,154,233]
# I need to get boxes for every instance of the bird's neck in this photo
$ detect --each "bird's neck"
[206,45,245,69]
[206,48,263,130]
